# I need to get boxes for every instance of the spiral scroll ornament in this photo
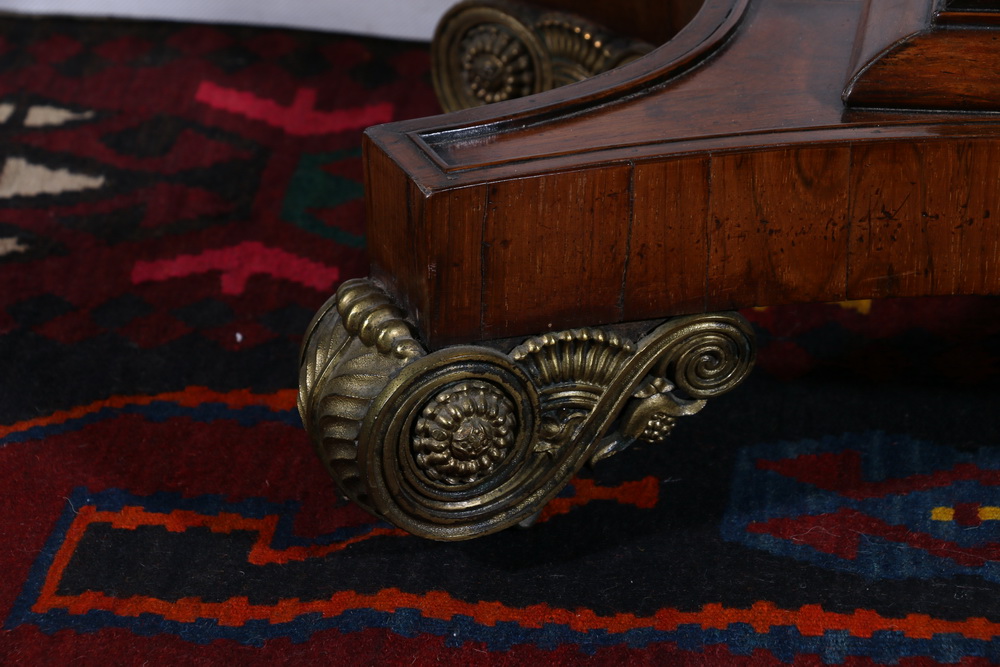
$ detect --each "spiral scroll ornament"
[432,1,551,113]
[299,279,755,540]
[535,15,652,89]
[642,314,757,400]
[432,0,652,113]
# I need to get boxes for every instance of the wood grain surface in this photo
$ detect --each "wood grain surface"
[364,0,1000,348]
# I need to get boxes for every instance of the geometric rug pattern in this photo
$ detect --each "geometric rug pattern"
[2,16,1000,665]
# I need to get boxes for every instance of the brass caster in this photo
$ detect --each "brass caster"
[431,0,653,112]
[299,278,755,540]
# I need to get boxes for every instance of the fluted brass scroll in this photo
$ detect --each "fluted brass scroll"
[299,278,755,540]
[431,0,653,112]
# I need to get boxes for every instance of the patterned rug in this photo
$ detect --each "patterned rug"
[2,16,1000,665]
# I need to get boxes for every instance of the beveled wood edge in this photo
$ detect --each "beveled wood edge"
[368,117,1000,197]
[936,9,1000,24]
[936,0,1000,25]
[365,0,1000,194]
[364,0,749,170]
[844,0,935,91]
[844,0,1000,110]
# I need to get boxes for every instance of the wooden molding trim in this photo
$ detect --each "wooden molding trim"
[844,0,1000,111]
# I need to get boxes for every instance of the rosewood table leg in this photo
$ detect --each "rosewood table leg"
[299,0,1000,540]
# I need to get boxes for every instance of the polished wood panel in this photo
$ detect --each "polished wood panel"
[362,0,1000,349]
[845,0,933,88]
[366,135,488,347]
[481,166,631,338]
[401,0,844,184]
[706,147,851,310]
[365,136,422,315]
[845,0,1000,110]
[421,187,488,345]
[848,139,1000,298]
[625,157,710,319]
[846,30,1000,111]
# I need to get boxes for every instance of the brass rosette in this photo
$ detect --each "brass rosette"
[432,1,552,113]
[358,346,545,539]
[431,0,653,113]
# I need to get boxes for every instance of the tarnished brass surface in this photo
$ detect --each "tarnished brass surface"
[299,278,755,540]
[432,0,653,112]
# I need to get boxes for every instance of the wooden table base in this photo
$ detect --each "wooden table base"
[300,0,1000,539]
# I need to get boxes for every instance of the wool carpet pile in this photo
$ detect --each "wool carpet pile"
[1,16,999,665]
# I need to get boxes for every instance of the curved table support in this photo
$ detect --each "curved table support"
[299,279,753,540]
[301,0,1000,538]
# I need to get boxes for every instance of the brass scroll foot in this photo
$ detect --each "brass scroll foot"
[431,0,653,112]
[299,279,755,540]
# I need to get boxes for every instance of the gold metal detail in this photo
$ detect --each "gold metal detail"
[432,0,653,113]
[297,278,424,513]
[412,379,518,486]
[459,24,539,105]
[299,279,755,540]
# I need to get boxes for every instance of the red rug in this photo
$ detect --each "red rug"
[2,15,1000,665]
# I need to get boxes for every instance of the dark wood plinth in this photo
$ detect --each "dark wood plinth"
[299,0,1000,540]
[364,0,1000,349]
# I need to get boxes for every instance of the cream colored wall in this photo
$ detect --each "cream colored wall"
[0,0,454,40]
